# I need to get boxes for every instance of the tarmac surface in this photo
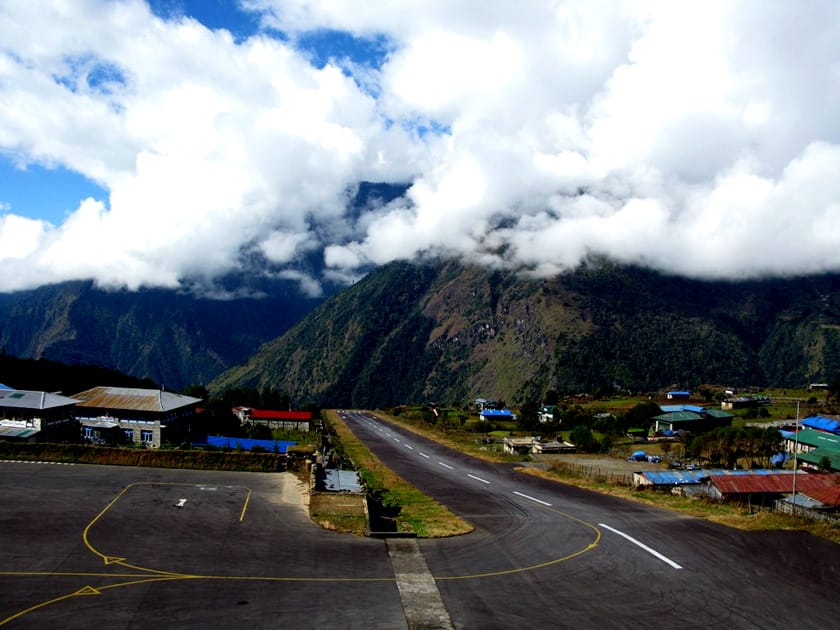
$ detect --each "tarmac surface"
[2,416,840,629]
[0,462,406,629]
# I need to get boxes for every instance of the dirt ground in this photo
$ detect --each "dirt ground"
[526,452,667,477]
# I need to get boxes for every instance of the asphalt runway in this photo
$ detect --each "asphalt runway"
[3,417,840,629]
[340,410,840,629]
[0,462,406,629]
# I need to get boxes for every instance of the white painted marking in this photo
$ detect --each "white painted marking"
[175,499,188,508]
[438,462,455,470]
[404,444,414,450]
[394,438,401,443]
[419,452,430,459]
[467,474,491,484]
[599,523,683,569]
[513,491,552,506]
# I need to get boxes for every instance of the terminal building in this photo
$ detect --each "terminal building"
[74,386,202,447]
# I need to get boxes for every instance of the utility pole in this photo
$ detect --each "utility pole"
[791,400,800,513]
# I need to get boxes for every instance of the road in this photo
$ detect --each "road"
[340,410,840,628]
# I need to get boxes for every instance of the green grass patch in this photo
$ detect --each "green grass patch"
[325,410,473,537]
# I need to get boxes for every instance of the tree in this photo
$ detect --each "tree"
[828,374,840,403]
[569,426,599,453]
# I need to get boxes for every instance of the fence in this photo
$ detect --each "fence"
[548,461,634,486]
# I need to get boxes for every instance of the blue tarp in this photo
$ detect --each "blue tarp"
[640,470,707,485]
[801,415,840,434]
[205,435,296,453]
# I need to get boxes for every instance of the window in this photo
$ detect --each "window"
[124,429,135,442]
[140,430,153,444]
[83,427,94,439]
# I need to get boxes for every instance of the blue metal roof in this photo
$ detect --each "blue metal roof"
[801,415,840,434]
[480,409,513,417]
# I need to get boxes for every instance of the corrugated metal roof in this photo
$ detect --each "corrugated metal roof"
[73,387,200,413]
[248,409,312,421]
[0,426,40,438]
[802,415,840,434]
[481,409,513,417]
[788,429,840,449]
[639,470,708,485]
[799,448,840,469]
[802,484,840,507]
[0,389,78,410]
[654,411,702,422]
[704,408,733,419]
[324,469,364,493]
[711,473,836,495]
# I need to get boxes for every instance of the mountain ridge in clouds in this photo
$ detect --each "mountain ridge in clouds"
[210,260,840,408]
[2,1,840,292]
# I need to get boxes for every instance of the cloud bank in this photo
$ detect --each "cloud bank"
[1,0,839,295]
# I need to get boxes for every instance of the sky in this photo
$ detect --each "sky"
[1,1,840,297]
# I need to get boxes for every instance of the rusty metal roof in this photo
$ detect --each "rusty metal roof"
[72,387,200,413]
[711,473,838,495]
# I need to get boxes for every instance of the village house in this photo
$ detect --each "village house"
[74,386,201,447]
[233,406,312,431]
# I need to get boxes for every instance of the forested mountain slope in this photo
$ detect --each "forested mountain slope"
[210,260,840,408]
[0,280,322,390]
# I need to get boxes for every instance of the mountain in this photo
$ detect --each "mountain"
[209,260,840,408]
[0,279,323,390]
[0,183,409,391]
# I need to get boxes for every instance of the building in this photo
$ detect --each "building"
[479,408,516,423]
[233,407,312,431]
[801,415,840,435]
[74,386,201,447]
[0,388,78,442]
[503,436,535,455]
[666,390,691,400]
[538,405,558,424]
[653,405,733,434]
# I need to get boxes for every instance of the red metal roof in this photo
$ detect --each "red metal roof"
[802,483,840,507]
[247,409,311,421]
[711,473,837,495]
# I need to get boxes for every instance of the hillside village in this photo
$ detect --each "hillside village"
[3,377,840,524]
[0,382,312,452]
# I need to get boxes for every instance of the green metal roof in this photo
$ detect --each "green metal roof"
[654,411,702,423]
[799,447,840,471]
[790,429,840,449]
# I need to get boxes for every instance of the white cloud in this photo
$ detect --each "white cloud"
[0,0,839,295]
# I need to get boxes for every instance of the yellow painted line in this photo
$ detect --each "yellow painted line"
[0,576,182,626]
[437,506,602,581]
[0,571,156,578]
[239,488,252,522]
[82,481,253,575]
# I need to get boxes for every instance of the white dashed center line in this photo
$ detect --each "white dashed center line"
[513,491,551,506]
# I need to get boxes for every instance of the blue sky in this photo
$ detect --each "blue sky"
[1,1,839,294]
